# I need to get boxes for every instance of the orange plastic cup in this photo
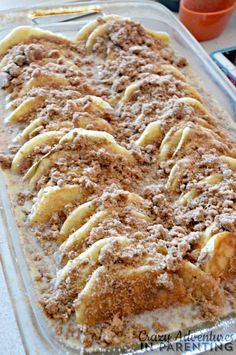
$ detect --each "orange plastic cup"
[179,0,236,41]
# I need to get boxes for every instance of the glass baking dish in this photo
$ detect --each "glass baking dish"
[0,1,235,354]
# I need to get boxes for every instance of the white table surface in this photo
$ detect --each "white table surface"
[0,1,235,354]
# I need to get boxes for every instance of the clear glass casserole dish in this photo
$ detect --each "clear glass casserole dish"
[0,1,235,354]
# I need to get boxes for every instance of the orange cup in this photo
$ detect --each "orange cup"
[179,0,236,41]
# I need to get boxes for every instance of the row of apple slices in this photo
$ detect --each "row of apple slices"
[10,114,235,223]
[0,15,169,65]
[45,188,225,325]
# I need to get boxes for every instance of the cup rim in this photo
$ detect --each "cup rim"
[181,0,236,16]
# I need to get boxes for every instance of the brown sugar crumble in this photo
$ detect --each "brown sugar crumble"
[0,15,235,350]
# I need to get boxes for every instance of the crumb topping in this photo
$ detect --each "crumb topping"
[0,16,235,350]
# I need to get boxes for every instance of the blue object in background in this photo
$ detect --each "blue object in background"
[158,0,180,12]
[211,46,236,87]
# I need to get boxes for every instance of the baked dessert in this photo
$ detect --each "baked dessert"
[0,15,235,349]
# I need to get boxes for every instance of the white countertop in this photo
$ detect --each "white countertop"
[0,2,235,354]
